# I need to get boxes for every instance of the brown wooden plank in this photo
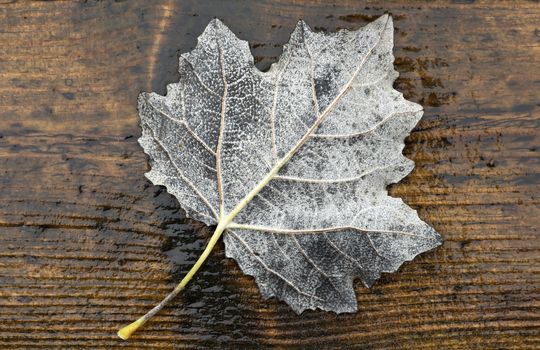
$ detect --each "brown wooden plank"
[0,0,539,348]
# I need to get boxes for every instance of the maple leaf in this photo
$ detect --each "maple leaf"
[118,15,442,339]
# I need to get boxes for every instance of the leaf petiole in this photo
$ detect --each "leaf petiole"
[117,221,227,340]
[118,155,284,340]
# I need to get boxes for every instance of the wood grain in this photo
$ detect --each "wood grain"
[0,0,538,348]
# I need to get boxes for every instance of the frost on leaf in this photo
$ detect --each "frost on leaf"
[138,15,442,314]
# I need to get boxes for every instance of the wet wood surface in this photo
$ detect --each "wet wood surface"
[1,0,539,348]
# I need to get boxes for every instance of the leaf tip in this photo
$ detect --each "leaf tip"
[378,13,391,23]
[295,19,310,30]
[208,17,225,28]
[370,13,393,34]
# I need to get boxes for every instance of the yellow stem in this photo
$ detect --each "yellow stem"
[117,118,308,340]
[117,221,227,340]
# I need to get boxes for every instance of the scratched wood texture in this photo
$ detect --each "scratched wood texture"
[0,0,539,349]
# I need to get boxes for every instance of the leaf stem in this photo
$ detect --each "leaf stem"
[117,221,227,340]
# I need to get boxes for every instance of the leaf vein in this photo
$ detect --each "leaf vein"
[147,100,217,156]
[229,230,323,301]
[228,223,431,239]
[146,127,219,220]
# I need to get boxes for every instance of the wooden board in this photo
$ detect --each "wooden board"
[0,1,539,348]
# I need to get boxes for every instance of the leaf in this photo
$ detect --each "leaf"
[137,15,442,316]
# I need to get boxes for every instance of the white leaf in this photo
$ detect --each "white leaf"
[138,15,442,314]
